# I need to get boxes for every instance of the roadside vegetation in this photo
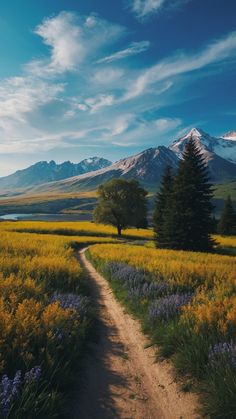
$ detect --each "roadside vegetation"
[0,222,121,417]
[88,242,236,418]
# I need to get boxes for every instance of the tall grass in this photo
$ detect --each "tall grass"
[88,243,236,418]
[0,226,98,417]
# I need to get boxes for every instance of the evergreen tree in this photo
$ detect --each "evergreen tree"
[153,166,174,247]
[218,195,236,235]
[164,139,215,251]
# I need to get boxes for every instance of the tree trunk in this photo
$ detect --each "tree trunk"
[117,225,122,236]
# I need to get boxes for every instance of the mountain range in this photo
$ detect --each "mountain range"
[0,157,111,190]
[0,128,236,193]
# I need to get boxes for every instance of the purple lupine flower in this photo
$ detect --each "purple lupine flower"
[0,367,42,416]
[50,292,90,318]
[0,371,22,416]
[24,366,41,384]
[106,262,168,301]
[149,293,193,322]
[209,341,236,369]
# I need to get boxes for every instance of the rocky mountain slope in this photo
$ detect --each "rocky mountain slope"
[0,128,235,194]
[0,157,111,190]
[33,146,180,193]
[169,128,236,181]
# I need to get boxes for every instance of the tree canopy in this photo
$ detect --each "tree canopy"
[94,178,148,235]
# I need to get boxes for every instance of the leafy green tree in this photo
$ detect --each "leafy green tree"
[218,195,236,235]
[163,139,215,251]
[94,178,148,236]
[153,166,174,247]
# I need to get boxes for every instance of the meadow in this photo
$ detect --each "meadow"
[1,220,153,240]
[0,220,235,417]
[0,222,121,418]
[88,240,236,418]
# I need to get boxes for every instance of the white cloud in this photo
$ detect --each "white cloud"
[96,40,150,64]
[85,94,115,113]
[92,68,124,84]
[34,12,84,73]
[108,114,135,137]
[131,0,165,18]
[124,31,236,100]
[26,12,125,77]
[154,117,182,132]
[129,0,190,19]
[0,76,64,125]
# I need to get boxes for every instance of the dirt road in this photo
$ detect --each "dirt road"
[72,248,199,419]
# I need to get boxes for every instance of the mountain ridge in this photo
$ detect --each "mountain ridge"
[0,128,236,193]
[0,157,112,190]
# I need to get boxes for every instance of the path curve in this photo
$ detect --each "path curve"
[72,247,200,419]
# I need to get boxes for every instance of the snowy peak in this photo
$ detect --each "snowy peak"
[222,131,236,141]
[170,127,236,164]
[0,157,112,190]
[32,146,180,193]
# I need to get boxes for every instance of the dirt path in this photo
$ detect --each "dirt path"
[72,248,200,419]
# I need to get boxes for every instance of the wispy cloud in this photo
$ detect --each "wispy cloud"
[128,0,190,19]
[123,31,236,100]
[0,76,64,125]
[154,117,182,133]
[96,40,150,64]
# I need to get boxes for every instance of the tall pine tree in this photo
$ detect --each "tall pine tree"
[218,195,236,235]
[153,166,173,248]
[164,139,215,251]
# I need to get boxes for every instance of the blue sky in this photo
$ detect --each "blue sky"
[0,0,236,175]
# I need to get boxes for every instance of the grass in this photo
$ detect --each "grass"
[88,241,236,418]
[0,219,235,417]
[1,220,154,240]
[0,191,97,216]
[0,221,125,417]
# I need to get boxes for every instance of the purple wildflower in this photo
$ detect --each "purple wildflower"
[0,367,41,416]
[50,292,90,318]
[24,366,41,385]
[106,262,167,300]
[209,341,236,369]
[149,293,193,322]
[0,371,21,416]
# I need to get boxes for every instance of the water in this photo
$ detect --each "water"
[0,213,92,221]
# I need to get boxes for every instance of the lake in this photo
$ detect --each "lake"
[0,213,92,221]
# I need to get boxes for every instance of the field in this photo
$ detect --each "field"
[0,192,97,217]
[88,240,236,418]
[0,220,235,417]
[0,222,122,417]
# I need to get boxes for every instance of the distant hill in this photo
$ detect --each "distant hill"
[0,157,112,190]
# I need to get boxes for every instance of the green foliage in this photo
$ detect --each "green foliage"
[154,140,215,251]
[94,178,148,235]
[218,195,236,235]
[153,166,174,247]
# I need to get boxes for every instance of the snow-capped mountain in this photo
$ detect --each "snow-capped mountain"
[33,146,180,193]
[0,157,112,190]
[169,128,236,182]
[170,128,236,164]
[222,131,236,141]
[1,128,235,194]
